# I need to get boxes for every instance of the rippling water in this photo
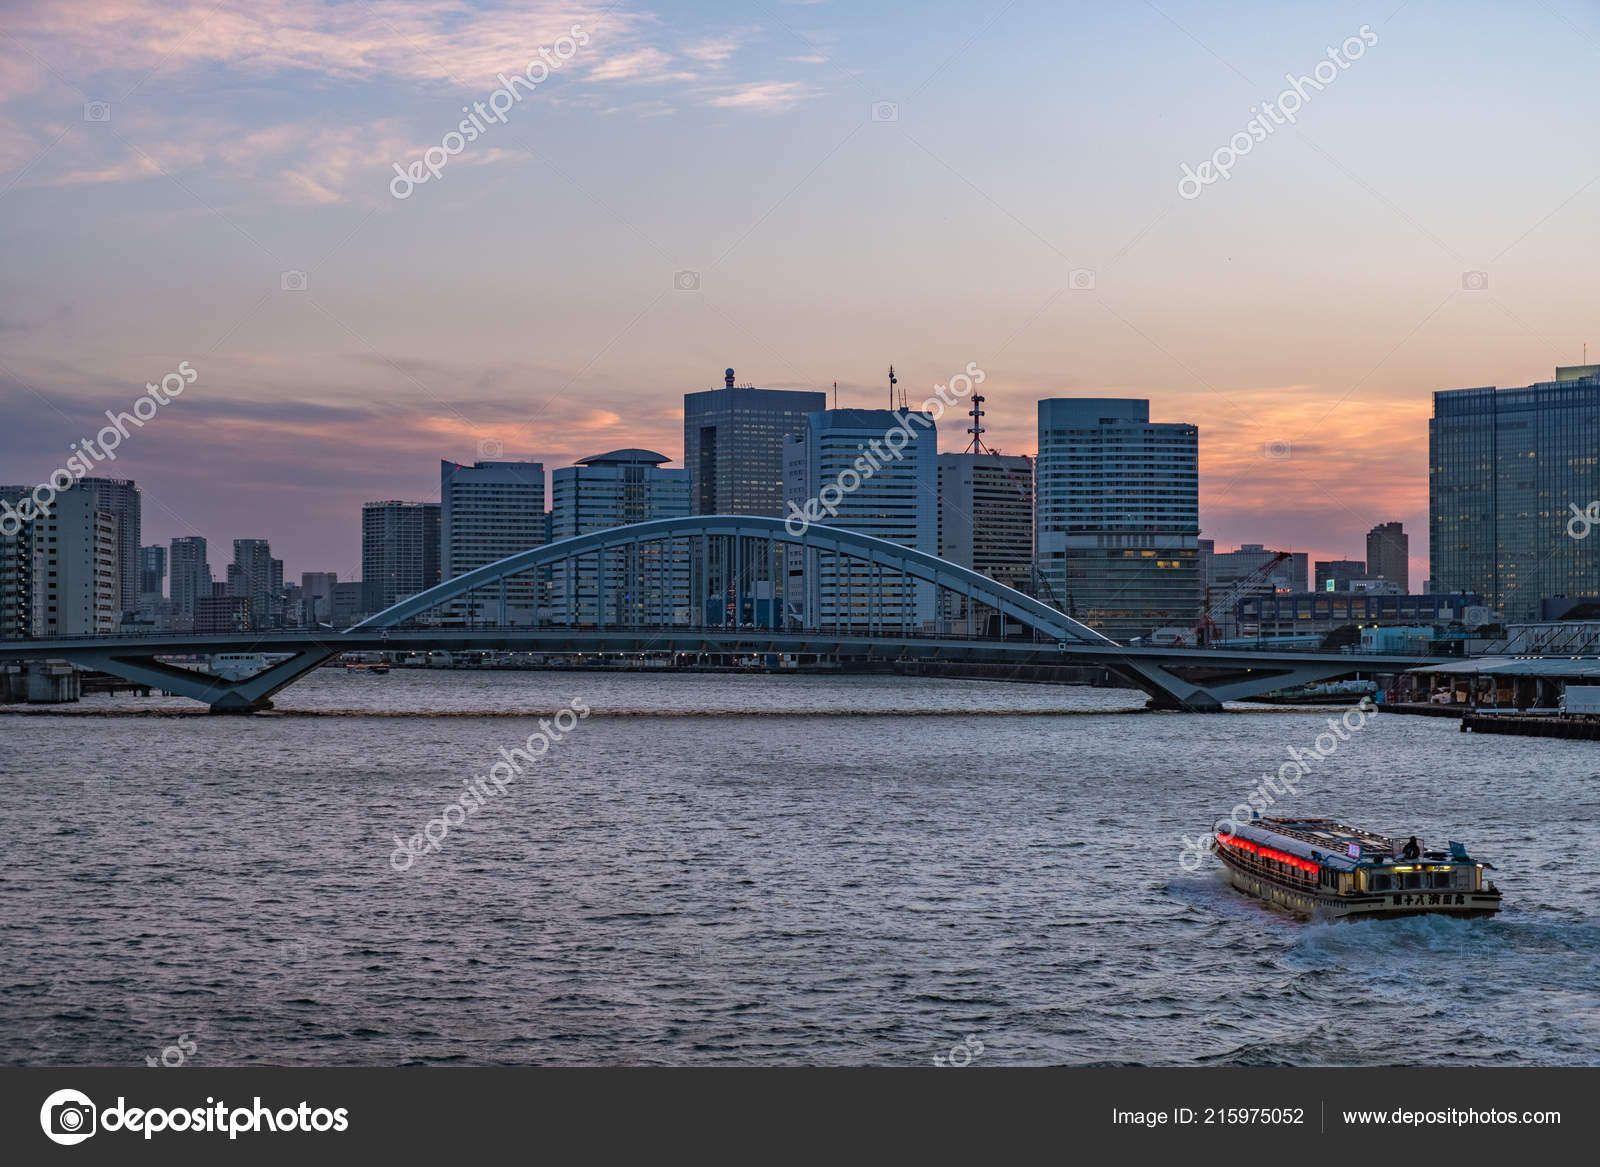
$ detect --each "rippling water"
[3,670,1597,1066]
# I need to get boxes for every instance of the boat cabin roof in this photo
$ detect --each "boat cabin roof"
[1219,816,1483,871]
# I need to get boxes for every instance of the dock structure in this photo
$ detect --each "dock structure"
[1461,714,1600,739]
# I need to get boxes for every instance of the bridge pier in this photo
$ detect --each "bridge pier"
[67,646,337,713]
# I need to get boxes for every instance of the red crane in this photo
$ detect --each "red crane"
[1190,550,1292,647]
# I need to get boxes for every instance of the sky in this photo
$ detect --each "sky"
[1,0,1597,585]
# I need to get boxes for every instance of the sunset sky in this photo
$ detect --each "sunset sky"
[2,0,1597,585]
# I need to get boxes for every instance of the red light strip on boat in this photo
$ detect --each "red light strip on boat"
[1216,832,1320,873]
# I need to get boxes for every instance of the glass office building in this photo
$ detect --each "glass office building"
[550,449,690,624]
[684,372,826,516]
[784,409,938,628]
[1034,398,1200,641]
[1430,366,1600,621]
[440,460,545,624]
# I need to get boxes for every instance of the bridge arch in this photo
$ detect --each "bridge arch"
[350,514,1116,647]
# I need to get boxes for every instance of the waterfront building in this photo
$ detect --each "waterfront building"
[75,477,141,618]
[1430,366,1600,621]
[0,486,119,636]
[684,371,826,516]
[784,408,937,628]
[361,501,441,614]
[550,449,691,623]
[1034,398,1200,641]
[0,486,36,638]
[1235,590,1484,641]
[937,451,1033,629]
[1366,521,1409,591]
[440,459,545,624]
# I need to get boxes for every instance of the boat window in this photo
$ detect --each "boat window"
[1431,872,1454,889]
[1403,873,1422,890]
[1372,873,1391,891]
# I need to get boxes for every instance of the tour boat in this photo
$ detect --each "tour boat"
[1212,815,1502,920]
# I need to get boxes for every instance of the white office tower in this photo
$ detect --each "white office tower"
[783,408,937,630]
[550,449,691,625]
[937,451,1034,631]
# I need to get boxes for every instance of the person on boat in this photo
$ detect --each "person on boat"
[1401,835,1421,860]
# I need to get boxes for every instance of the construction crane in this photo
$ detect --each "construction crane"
[1190,550,1292,647]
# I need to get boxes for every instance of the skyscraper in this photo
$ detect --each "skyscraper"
[684,371,826,516]
[0,486,38,638]
[1430,366,1600,620]
[75,477,140,618]
[361,501,441,615]
[937,451,1034,624]
[440,459,545,623]
[551,449,690,623]
[1034,398,1200,641]
[169,536,211,624]
[1,487,118,636]
[784,408,938,628]
[229,539,284,629]
[137,545,166,602]
[1365,522,1409,591]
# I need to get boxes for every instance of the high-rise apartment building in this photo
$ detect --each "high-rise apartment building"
[440,459,545,623]
[684,371,826,516]
[229,539,284,629]
[75,477,140,617]
[169,536,211,624]
[1034,398,1200,641]
[1430,366,1600,620]
[361,501,441,615]
[1365,521,1409,592]
[784,408,937,628]
[550,449,691,623]
[0,486,37,638]
[1,487,118,636]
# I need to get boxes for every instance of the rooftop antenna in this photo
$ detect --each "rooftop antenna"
[887,365,897,411]
[966,392,988,454]
[833,380,838,410]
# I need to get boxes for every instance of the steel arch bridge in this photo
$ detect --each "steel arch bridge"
[0,517,1424,711]
[350,514,1116,643]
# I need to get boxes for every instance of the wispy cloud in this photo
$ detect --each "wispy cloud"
[0,0,802,200]
[682,36,740,65]
[585,46,697,84]
[705,80,813,112]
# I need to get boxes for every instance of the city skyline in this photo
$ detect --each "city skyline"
[5,0,1596,583]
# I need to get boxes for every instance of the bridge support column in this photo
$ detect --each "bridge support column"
[68,647,339,713]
